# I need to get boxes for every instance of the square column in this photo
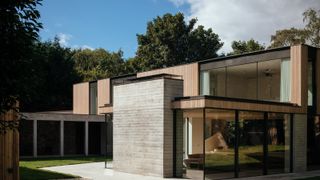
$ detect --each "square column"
[292,114,307,172]
[33,120,37,157]
[85,121,89,156]
[60,120,64,156]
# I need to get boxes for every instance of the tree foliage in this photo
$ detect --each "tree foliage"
[0,0,42,113]
[229,39,265,55]
[136,13,223,70]
[270,8,320,48]
[72,48,126,81]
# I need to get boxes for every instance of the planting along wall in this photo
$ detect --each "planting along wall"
[113,77,183,177]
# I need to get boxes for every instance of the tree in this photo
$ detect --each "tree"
[303,8,320,47]
[270,28,308,48]
[270,8,320,48]
[0,0,42,113]
[21,38,80,111]
[136,13,223,70]
[229,39,265,55]
[72,48,126,81]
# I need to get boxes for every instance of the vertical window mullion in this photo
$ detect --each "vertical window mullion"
[263,112,268,175]
[235,110,239,178]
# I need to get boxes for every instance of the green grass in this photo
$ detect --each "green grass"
[204,145,288,172]
[20,156,111,180]
[299,177,320,180]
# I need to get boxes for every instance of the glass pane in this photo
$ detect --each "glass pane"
[258,60,281,101]
[64,121,85,155]
[238,111,264,177]
[267,113,291,174]
[205,109,235,179]
[307,116,320,170]
[227,63,257,99]
[20,120,33,156]
[280,58,291,102]
[200,68,226,96]
[90,82,97,114]
[182,109,204,179]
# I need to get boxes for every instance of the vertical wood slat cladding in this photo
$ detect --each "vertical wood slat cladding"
[290,45,308,108]
[137,63,199,96]
[0,109,19,180]
[317,49,320,114]
[73,82,89,114]
[97,78,110,114]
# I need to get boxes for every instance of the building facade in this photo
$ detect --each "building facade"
[72,44,319,179]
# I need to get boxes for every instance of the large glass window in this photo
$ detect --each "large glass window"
[238,111,264,177]
[307,115,320,170]
[64,121,85,155]
[205,109,235,179]
[200,58,291,102]
[308,62,313,106]
[37,121,60,156]
[267,113,291,174]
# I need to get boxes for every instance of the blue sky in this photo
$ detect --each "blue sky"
[39,0,188,58]
[39,0,319,58]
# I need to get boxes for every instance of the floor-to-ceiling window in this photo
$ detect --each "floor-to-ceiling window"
[267,113,291,174]
[200,57,291,103]
[204,109,235,179]
[175,108,292,179]
[238,111,264,177]
[181,109,204,179]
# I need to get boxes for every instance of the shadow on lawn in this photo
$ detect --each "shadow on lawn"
[20,166,77,180]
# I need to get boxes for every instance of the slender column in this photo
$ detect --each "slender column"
[85,121,89,156]
[33,120,37,157]
[60,120,64,156]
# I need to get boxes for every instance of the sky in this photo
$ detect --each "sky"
[39,0,320,58]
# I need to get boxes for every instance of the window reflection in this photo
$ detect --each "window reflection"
[205,109,235,179]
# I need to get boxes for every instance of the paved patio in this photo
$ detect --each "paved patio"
[42,162,320,180]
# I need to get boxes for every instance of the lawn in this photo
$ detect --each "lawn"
[20,156,111,180]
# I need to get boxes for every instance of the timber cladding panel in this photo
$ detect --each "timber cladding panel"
[290,45,308,107]
[97,78,110,114]
[73,82,89,114]
[137,63,199,96]
[0,110,19,180]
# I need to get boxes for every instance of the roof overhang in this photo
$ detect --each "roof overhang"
[172,96,306,114]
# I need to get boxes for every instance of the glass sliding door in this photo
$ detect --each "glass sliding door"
[267,113,291,174]
[205,109,235,179]
[182,109,204,179]
[238,111,264,177]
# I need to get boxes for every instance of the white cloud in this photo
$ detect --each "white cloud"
[81,45,94,50]
[57,33,72,46]
[169,0,320,53]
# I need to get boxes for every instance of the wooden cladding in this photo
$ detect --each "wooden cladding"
[137,63,199,96]
[290,45,308,107]
[73,82,89,114]
[0,110,19,180]
[98,78,110,114]
[172,98,306,114]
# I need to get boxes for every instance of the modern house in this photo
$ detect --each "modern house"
[21,44,320,179]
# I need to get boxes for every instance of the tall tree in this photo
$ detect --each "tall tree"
[0,0,42,113]
[229,39,265,55]
[136,13,223,70]
[270,8,320,48]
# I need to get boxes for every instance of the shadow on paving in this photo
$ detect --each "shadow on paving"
[20,166,78,180]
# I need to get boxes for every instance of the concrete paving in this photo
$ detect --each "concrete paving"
[42,162,320,180]
[42,162,181,180]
